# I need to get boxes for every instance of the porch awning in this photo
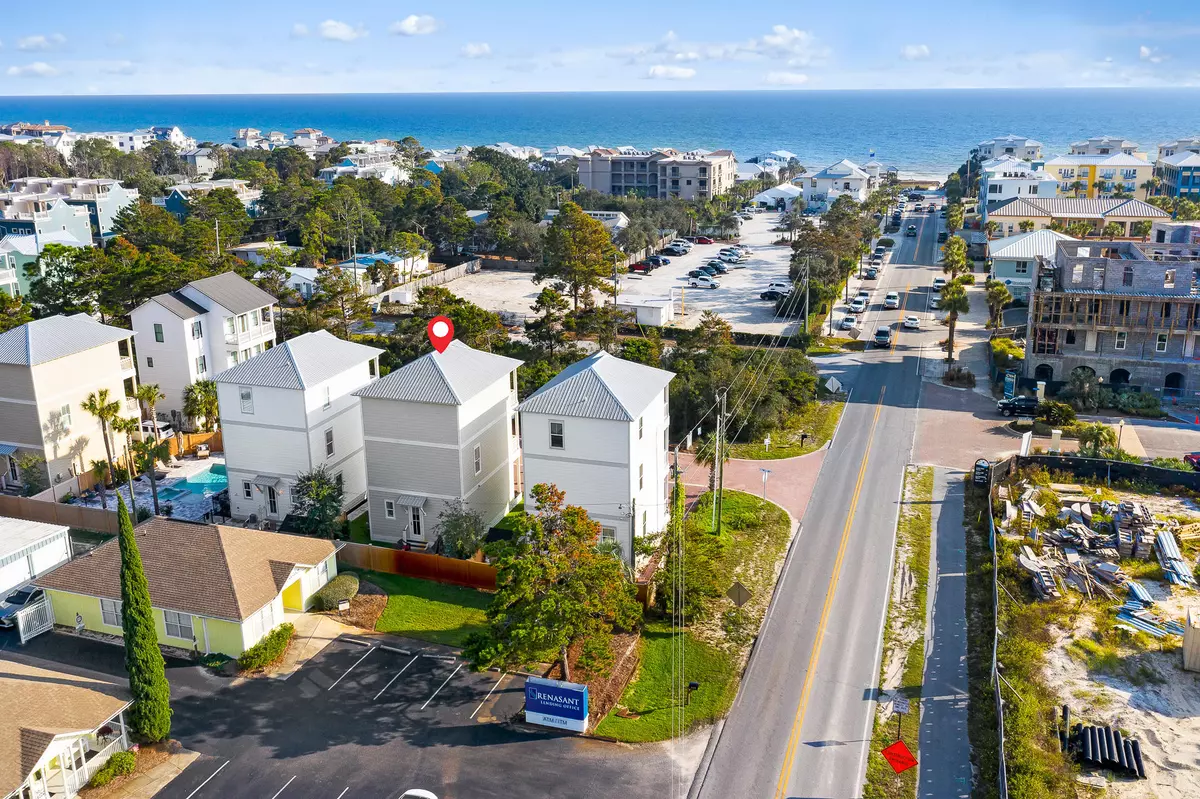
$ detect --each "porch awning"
[0,444,17,456]
[394,493,428,508]
[251,475,282,490]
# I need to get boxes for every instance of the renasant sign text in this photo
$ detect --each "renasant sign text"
[524,676,589,733]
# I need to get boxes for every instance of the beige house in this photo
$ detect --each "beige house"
[986,197,1171,238]
[0,315,139,492]
[1,654,133,799]
[577,147,736,200]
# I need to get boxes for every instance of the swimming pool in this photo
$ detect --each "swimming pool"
[178,463,228,497]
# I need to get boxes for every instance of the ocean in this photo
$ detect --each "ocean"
[4,89,1200,179]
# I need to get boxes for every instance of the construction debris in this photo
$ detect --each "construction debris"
[1116,501,1158,560]
[1156,530,1197,588]
[1063,711,1147,779]
[1018,545,1061,599]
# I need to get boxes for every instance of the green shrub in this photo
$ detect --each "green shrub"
[312,572,359,611]
[1115,391,1166,417]
[237,623,295,672]
[1149,457,1192,472]
[877,237,895,247]
[990,337,1025,369]
[954,273,977,286]
[87,750,137,787]
[1037,400,1076,427]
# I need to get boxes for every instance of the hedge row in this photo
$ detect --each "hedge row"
[312,573,360,611]
[87,750,137,788]
[237,623,296,672]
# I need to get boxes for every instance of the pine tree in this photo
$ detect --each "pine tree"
[117,495,172,741]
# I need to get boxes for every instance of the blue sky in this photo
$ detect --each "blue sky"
[1,1,1197,95]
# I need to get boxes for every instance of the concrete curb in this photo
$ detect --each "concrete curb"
[686,719,726,799]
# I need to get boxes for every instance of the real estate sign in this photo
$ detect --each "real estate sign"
[524,676,589,733]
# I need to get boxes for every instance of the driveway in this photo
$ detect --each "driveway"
[915,383,1022,468]
[677,447,826,522]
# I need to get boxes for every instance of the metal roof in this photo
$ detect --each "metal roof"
[354,339,521,406]
[186,271,277,315]
[149,291,207,319]
[811,158,868,180]
[519,351,673,422]
[1043,153,1149,167]
[1160,151,1200,168]
[989,230,1076,260]
[989,196,1171,219]
[215,330,383,390]
[393,494,428,508]
[0,515,67,562]
[0,314,132,367]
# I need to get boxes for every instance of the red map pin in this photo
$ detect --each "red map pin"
[427,315,454,353]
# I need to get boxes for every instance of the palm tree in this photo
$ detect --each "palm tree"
[1018,220,1036,233]
[1131,220,1152,241]
[182,379,219,432]
[1076,421,1117,457]
[940,285,970,363]
[132,437,171,516]
[986,281,1013,327]
[693,433,728,493]
[946,203,964,235]
[1070,180,1088,197]
[81,389,121,494]
[1049,220,1067,233]
[1102,221,1123,240]
[1068,221,1093,239]
[1140,176,1161,198]
[111,416,140,519]
[984,220,1000,238]
[90,460,110,510]
[135,383,166,439]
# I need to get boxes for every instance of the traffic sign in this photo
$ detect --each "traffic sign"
[726,581,752,608]
[893,695,910,715]
[881,740,918,774]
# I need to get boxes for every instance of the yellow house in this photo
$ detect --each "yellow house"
[1042,153,1154,199]
[36,518,340,657]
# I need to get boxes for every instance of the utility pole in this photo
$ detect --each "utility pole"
[715,389,727,538]
[215,218,220,257]
[802,257,810,333]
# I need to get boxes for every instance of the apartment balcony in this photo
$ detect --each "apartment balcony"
[119,355,135,372]
[0,267,16,287]
[123,396,140,415]
[225,323,275,346]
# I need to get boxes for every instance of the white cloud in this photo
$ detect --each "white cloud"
[1139,44,1165,63]
[7,61,59,77]
[104,60,137,75]
[462,42,491,58]
[673,51,701,62]
[17,34,66,51]
[390,15,439,36]
[318,20,366,42]
[615,24,825,69]
[647,64,695,80]
[291,23,309,38]
[753,25,822,66]
[901,44,930,61]
[765,71,809,86]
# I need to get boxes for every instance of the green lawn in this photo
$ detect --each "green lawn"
[593,621,738,742]
[492,500,525,536]
[356,569,491,648]
[346,514,371,544]
[728,400,845,460]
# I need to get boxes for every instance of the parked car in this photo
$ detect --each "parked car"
[629,261,655,274]
[733,245,754,255]
[909,192,925,201]
[873,326,893,347]
[874,245,886,256]
[840,314,859,331]
[937,231,948,242]
[647,255,670,267]
[719,252,745,264]
[766,280,792,293]
[698,265,719,276]
[932,277,947,290]
[661,247,687,257]
[892,213,902,223]
[903,315,921,330]
[869,254,883,266]
[669,239,692,249]
[695,236,715,244]
[761,289,789,301]
[856,290,871,303]
[865,267,879,280]
[707,262,729,274]
[0,586,44,628]
[141,421,176,439]
[997,395,1040,417]
[1184,453,1200,471]
[884,292,901,309]
[687,269,709,278]
[689,275,720,289]
[849,298,867,313]
[906,225,917,237]
[929,291,941,309]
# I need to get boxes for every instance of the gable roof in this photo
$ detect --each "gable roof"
[0,314,131,367]
[355,339,520,405]
[519,351,674,422]
[988,229,1076,260]
[214,330,383,390]
[812,159,868,180]
[0,515,68,561]
[36,517,338,622]
[989,196,1171,220]
[1043,153,1150,168]
[0,655,133,797]
[185,271,277,315]
[1160,151,1200,168]
[147,291,207,320]
[0,230,89,256]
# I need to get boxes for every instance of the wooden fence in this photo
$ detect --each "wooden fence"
[0,493,119,534]
[337,541,497,591]
[168,431,223,458]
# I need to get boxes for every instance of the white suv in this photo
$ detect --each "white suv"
[884,292,901,309]
[689,275,721,289]
[670,239,693,251]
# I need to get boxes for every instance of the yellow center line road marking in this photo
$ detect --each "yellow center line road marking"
[774,387,887,799]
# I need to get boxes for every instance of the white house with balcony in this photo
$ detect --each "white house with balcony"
[802,159,874,208]
[979,156,1059,221]
[215,331,383,525]
[976,135,1043,161]
[129,272,278,426]
[518,351,674,567]
[318,153,408,187]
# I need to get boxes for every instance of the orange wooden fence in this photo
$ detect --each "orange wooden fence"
[0,493,119,534]
[168,431,223,458]
[336,542,497,591]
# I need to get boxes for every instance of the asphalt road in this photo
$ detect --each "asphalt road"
[697,199,945,799]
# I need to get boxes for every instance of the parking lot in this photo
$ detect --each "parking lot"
[448,212,799,334]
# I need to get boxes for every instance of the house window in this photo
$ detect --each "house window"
[323,386,331,410]
[146,356,154,368]
[1065,330,1076,345]
[225,316,235,336]
[195,355,206,374]
[643,510,648,536]
[1165,270,1176,289]
[369,359,377,378]
[1163,302,1173,319]
[638,417,644,439]
[1014,261,1029,274]
[411,507,423,538]
[1157,333,1168,353]
[385,500,395,519]
[1029,185,1038,195]
[267,486,278,515]
[1115,332,1127,350]
[59,403,71,428]
[511,416,518,436]
[239,386,254,414]
[153,323,163,343]
[639,463,644,490]
[191,320,202,339]
[473,444,482,475]
[163,610,193,641]
[318,558,329,584]
[1123,265,1134,286]
[229,351,238,366]
[549,420,564,449]
[242,480,253,499]
[241,348,251,361]
[325,429,335,458]
[601,526,616,543]
[100,598,122,627]
[251,309,260,326]
[238,314,248,333]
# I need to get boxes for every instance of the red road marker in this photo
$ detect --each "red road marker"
[881,740,918,774]
[427,316,454,353]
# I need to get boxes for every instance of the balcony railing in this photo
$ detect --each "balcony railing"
[224,323,275,346]
[119,355,134,372]
[0,267,16,286]
[74,736,126,791]
[124,397,140,414]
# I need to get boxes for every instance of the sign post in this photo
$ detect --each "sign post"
[973,458,991,486]
[893,695,909,740]
[524,676,589,733]
[1003,369,1017,399]
[881,740,918,774]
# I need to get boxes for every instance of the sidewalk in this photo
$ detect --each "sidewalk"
[677,447,827,523]
[917,468,971,799]
[102,750,200,799]
[921,278,992,400]
[267,610,362,680]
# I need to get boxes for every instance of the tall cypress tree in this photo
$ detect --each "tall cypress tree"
[116,495,172,741]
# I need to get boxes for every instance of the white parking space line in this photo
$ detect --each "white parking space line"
[373,654,419,701]
[471,672,508,718]
[328,646,376,691]
[269,776,296,799]
[334,789,349,799]
[183,760,228,799]
[421,662,464,710]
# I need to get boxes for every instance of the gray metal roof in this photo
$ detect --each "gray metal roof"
[0,515,67,562]
[186,271,277,315]
[0,314,132,367]
[150,291,207,320]
[215,330,383,390]
[989,230,1076,260]
[393,494,428,508]
[519,351,673,422]
[354,340,521,406]
[990,197,1171,219]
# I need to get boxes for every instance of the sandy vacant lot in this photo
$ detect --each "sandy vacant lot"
[446,213,800,333]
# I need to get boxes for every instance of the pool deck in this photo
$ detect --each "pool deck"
[71,455,227,522]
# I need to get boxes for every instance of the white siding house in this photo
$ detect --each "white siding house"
[354,341,522,548]
[130,272,278,426]
[0,515,70,597]
[215,331,382,525]
[802,159,874,208]
[519,351,674,567]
